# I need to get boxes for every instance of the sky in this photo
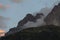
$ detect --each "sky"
[0,0,60,32]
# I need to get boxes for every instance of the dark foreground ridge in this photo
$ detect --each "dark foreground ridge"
[0,25,60,40]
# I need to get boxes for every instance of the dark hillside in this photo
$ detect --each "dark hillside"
[0,25,60,40]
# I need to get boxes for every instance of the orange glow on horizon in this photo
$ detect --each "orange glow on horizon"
[0,30,5,37]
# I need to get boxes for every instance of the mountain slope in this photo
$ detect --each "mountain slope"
[44,3,60,26]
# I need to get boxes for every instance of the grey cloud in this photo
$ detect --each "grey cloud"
[0,16,9,30]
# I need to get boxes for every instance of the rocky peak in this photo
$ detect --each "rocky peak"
[44,3,60,26]
[17,13,44,27]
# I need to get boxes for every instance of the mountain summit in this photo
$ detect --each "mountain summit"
[44,3,60,26]
[17,13,44,27]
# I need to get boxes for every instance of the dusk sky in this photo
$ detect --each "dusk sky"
[0,0,60,32]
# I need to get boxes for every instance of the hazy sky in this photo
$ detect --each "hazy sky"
[0,0,60,32]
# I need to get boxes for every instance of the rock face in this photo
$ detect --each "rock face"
[44,3,60,26]
[17,13,44,27]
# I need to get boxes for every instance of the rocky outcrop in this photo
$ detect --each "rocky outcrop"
[44,3,60,26]
[17,13,44,27]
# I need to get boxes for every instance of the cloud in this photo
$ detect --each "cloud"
[40,7,52,16]
[21,13,45,29]
[20,7,55,29]
[0,16,9,30]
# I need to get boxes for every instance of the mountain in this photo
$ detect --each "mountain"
[1,2,60,40]
[44,3,60,26]
[5,13,44,35]
[5,3,60,36]
[40,7,52,16]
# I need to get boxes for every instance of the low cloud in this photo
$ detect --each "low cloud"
[20,7,53,29]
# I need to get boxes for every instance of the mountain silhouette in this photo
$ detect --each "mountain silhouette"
[5,13,44,35]
[4,2,60,38]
